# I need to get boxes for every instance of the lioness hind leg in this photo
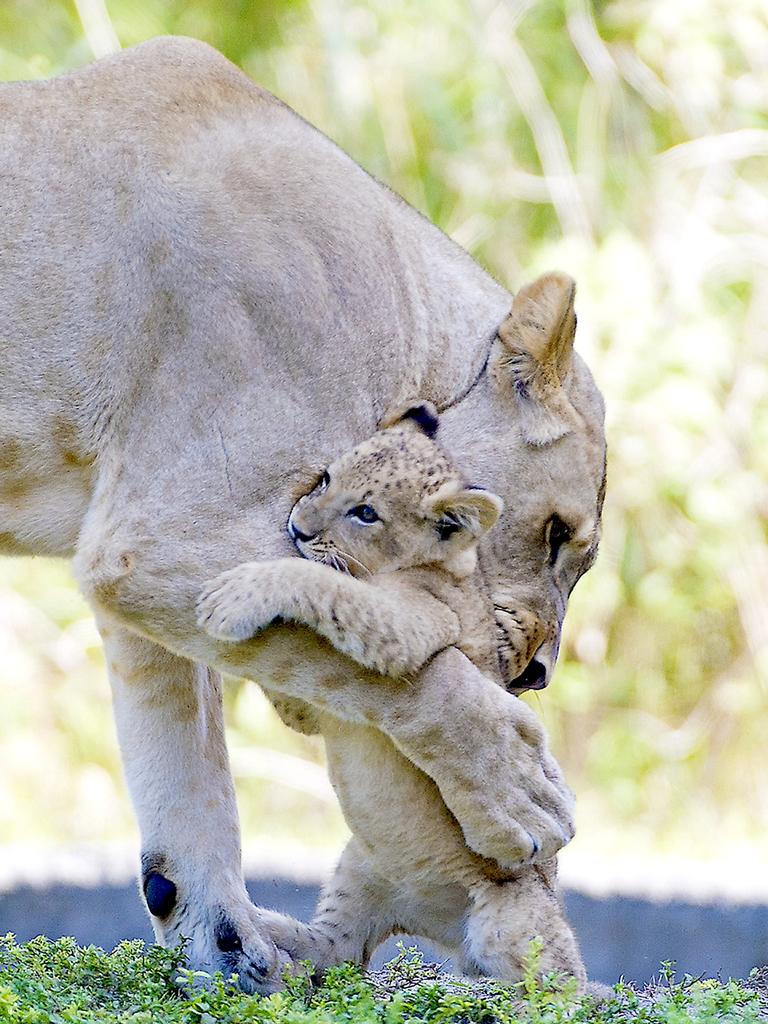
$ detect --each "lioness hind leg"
[99,623,289,993]
[461,867,586,987]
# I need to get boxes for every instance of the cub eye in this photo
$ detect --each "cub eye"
[316,471,330,493]
[546,515,572,565]
[347,504,380,525]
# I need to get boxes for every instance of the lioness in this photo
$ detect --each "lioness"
[0,37,605,991]
[197,402,585,984]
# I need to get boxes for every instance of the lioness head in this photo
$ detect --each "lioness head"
[287,404,503,579]
[439,271,606,694]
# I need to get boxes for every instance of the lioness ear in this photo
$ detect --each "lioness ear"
[426,485,503,540]
[493,271,582,445]
[381,399,439,438]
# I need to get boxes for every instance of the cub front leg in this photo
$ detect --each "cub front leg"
[197,559,460,677]
[98,622,290,993]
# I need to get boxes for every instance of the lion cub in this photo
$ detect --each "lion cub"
[197,403,584,984]
[198,403,503,680]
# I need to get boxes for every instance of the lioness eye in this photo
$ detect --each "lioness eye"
[347,504,380,525]
[316,471,330,492]
[546,515,572,564]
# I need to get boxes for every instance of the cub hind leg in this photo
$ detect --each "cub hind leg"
[460,863,585,987]
[258,838,402,972]
[261,838,468,974]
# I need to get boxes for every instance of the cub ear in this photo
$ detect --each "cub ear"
[426,484,504,540]
[492,271,582,445]
[380,399,439,438]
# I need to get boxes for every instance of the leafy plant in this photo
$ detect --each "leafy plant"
[0,937,761,1024]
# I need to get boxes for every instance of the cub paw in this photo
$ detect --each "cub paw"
[196,569,280,641]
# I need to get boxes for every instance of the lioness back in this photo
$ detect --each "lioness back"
[0,37,507,558]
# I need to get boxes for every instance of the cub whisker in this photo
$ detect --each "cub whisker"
[333,547,372,579]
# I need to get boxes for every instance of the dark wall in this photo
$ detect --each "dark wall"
[1,877,765,985]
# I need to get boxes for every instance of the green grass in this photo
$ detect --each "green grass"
[0,937,762,1024]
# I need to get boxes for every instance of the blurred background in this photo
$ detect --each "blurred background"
[1,0,767,981]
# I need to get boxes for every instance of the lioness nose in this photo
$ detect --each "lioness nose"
[510,658,548,691]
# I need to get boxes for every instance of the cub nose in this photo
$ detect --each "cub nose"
[287,518,316,543]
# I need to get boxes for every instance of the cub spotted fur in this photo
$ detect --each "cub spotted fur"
[197,406,585,984]
[198,402,502,679]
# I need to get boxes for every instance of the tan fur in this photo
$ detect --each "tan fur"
[199,413,585,983]
[0,38,605,990]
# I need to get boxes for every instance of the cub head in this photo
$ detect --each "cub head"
[288,402,503,578]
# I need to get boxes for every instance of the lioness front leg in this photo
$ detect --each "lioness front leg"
[197,559,460,677]
[77,522,574,871]
[98,622,290,993]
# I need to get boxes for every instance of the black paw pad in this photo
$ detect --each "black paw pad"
[143,871,177,918]
[215,918,243,954]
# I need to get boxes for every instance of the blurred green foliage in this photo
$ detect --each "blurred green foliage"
[1,0,766,870]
